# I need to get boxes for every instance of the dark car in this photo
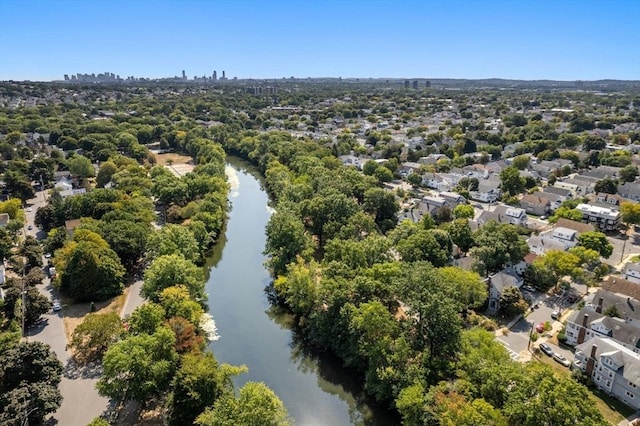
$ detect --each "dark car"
[539,343,553,357]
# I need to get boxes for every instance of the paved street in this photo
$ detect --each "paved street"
[497,284,585,365]
[23,191,113,425]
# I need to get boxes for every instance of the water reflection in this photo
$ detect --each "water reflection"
[205,158,399,425]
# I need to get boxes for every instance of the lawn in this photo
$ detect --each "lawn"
[61,289,129,342]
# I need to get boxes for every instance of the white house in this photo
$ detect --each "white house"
[574,337,640,410]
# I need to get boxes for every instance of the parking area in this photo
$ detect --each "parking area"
[497,282,586,365]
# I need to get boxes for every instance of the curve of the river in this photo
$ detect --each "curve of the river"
[204,159,397,425]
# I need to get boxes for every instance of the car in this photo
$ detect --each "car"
[27,225,33,230]
[52,300,61,311]
[535,323,545,333]
[539,343,553,356]
[521,285,536,292]
[551,309,561,320]
[553,353,571,367]
[45,253,51,259]
[27,207,32,212]
[540,215,547,220]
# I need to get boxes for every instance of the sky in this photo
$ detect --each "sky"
[0,0,639,81]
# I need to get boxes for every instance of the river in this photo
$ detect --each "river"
[205,159,397,425]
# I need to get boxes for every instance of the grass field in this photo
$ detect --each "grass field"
[154,152,193,166]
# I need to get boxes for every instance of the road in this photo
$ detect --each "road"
[24,190,128,425]
[497,283,586,366]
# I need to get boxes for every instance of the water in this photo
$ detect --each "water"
[205,159,397,425]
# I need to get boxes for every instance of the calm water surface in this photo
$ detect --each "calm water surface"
[205,159,397,425]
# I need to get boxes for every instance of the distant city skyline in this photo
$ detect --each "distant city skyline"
[1,0,639,82]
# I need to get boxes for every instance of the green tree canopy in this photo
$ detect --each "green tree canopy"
[97,327,178,402]
[195,381,290,426]
[142,254,205,302]
[577,231,613,258]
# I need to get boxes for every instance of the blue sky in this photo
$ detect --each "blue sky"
[1,0,638,81]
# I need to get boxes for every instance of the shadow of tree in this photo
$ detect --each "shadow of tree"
[63,357,103,380]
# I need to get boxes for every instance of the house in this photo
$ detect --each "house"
[554,218,596,234]
[477,205,528,227]
[565,285,640,350]
[574,337,640,410]
[582,166,622,180]
[338,155,364,170]
[527,226,579,255]
[419,192,466,218]
[594,193,623,207]
[422,173,450,191]
[470,180,501,203]
[487,266,524,314]
[618,182,640,202]
[520,194,550,216]
[532,190,563,211]
[399,162,422,178]
[553,180,580,196]
[575,203,621,232]
[623,263,640,284]
[542,186,573,203]
[54,177,73,192]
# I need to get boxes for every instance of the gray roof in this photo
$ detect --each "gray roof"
[543,186,572,197]
[576,337,640,385]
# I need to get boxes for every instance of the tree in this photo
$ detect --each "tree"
[374,166,393,183]
[594,178,617,194]
[438,267,487,310]
[96,161,118,188]
[577,231,613,258]
[97,327,178,402]
[264,209,313,277]
[147,224,201,264]
[158,286,204,324]
[299,189,359,248]
[511,155,530,170]
[66,154,95,178]
[68,312,124,363]
[100,219,151,270]
[453,204,474,219]
[142,254,205,302]
[362,187,399,231]
[446,219,474,253]
[59,239,125,302]
[620,165,639,183]
[499,166,524,196]
[396,229,450,266]
[0,342,63,425]
[503,363,605,425]
[621,201,640,226]
[128,303,166,335]
[470,221,529,276]
[498,286,527,317]
[2,284,51,326]
[196,381,290,426]
[548,206,583,223]
[168,352,243,426]
[531,250,582,290]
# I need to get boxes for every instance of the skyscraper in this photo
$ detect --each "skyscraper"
[182,70,186,80]
[213,70,217,81]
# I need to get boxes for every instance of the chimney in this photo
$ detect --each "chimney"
[577,313,590,344]
[596,297,604,314]
[586,344,598,376]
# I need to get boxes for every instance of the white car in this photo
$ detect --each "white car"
[551,309,561,320]
[52,300,61,311]
[553,353,571,367]
[27,207,32,212]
